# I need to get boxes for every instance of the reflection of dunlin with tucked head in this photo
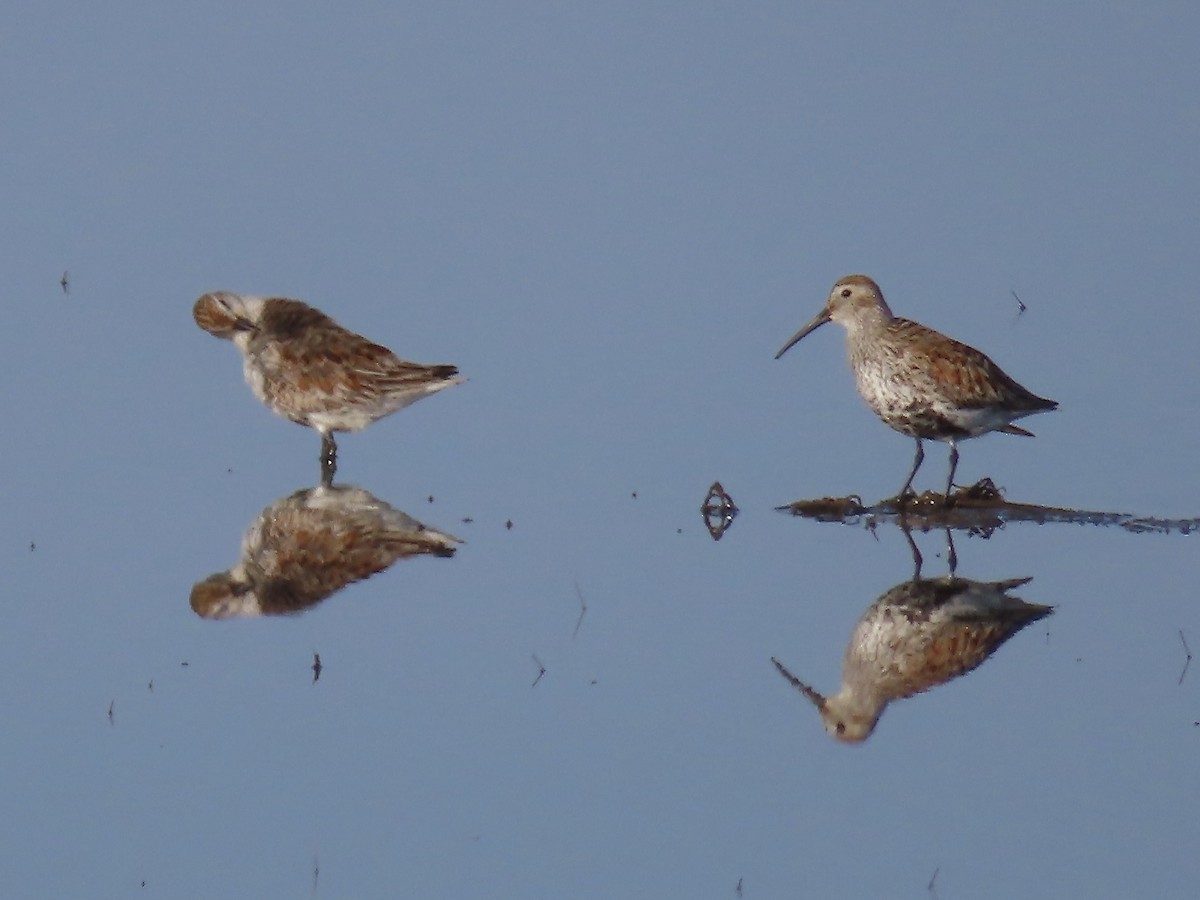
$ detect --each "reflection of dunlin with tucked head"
[190,484,460,619]
[194,291,464,483]
[776,275,1056,500]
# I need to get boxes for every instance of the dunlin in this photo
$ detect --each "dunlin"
[194,292,463,483]
[775,275,1056,499]
[773,575,1051,742]
[190,484,461,618]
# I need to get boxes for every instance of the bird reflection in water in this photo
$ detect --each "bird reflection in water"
[191,485,460,618]
[772,531,1050,742]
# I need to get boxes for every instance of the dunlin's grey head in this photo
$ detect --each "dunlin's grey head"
[775,275,894,359]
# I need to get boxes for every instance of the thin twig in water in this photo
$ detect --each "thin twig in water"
[107,700,115,725]
[1179,630,1192,686]
[927,865,940,899]
[573,581,588,640]
[1011,290,1026,316]
[531,654,546,687]
[736,875,743,896]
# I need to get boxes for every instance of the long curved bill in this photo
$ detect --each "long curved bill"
[771,657,827,712]
[774,307,832,359]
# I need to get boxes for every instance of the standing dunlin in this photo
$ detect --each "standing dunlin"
[775,275,1056,499]
[194,292,463,483]
[772,575,1051,742]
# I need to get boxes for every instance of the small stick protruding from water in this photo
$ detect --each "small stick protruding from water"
[1179,630,1192,685]
[927,865,940,899]
[1011,290,1026,316]
[531,654,546,687]
[573,581,588,640]
[312,652,323,684]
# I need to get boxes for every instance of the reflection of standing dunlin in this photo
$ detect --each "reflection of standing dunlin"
[776,275,1056,499]
[194,292,463,483]
[772,576,1051,743]
[191,485,461,619]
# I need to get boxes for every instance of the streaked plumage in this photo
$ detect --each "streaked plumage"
[194,291,463,483]
[190,484,460,619]
[776,275,1056,498]
[773,575,1051,743]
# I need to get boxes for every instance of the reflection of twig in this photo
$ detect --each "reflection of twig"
[1179,630,1192,686]
[736,876,743,896]
[573,581,587,640]
[107,700,115,725]
[531,654,546,687]
[312,850,319,897]
[927,865,940,899]
[312,652,323,684]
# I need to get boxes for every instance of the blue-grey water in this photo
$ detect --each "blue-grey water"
[3,4,1198,898]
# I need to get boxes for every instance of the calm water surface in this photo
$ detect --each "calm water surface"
[3,4,1199,898]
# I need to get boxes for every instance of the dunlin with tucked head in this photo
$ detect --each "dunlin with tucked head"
[194,292,463,483]
[775,275,1056,500]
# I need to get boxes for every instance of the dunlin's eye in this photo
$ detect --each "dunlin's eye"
[841,289,851,298]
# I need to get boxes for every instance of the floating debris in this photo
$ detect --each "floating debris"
[702,481,739,541]
[779,478,1200,536]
